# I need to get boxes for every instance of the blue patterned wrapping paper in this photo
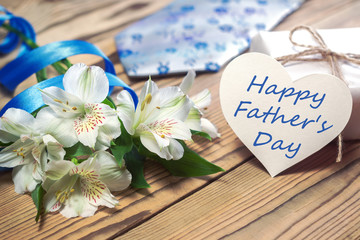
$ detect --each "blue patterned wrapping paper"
[115,0,305,77]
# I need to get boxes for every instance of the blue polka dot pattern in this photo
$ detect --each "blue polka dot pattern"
[115,0,304,77]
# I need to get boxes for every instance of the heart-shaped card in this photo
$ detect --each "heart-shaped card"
[220,53,353,177]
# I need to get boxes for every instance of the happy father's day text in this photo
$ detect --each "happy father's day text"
[233,75,333,159]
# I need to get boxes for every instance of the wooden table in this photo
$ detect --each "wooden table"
[1,0,359,239]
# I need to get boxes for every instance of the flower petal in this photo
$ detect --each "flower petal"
[168,139,184,160]
[71,157,119,209]
[94,105,121,150]
[151,86,183,108]
[12,163,40,193]
[0,138,34,167]
[140,133,172,160]
[41,87,83,119]
[152,129,170,148]
[36,107,78,147]
[185,107,202,131]
[43,173,78,214]
[74,103,116,148]
[60,180,98,218]
[191,89,211,110]
[148,89,193,122]
[134,79,160,123]
[31,142,46,180]
[201,118,221,138]
[179,69,196,94]
[45,160,74,182]
[48,201,62,212]
[43,134,66,161]
[136,122,169,148]
[92,187,119,208]
[151,118,192,141]
[0,130,18,143]
[74,122,98,148]
[116,90,136,135]
[138,78,159,105]
[97,151,132,191]
[43,190,60,213]
[0,108,36,141]
[63,63,109,103]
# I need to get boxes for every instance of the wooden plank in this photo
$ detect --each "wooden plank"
[3,0,173,44]
[0,0,359,239]
[119,143,360,240]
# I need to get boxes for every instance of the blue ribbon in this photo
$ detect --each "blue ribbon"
[0,6,138,173]
[0,73,137,116]
[0,40,117,91]
[0,6,36,56]
[0,39,138,116]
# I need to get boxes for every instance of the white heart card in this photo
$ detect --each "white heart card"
[220,52,353,177]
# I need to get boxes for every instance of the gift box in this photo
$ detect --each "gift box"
[250,28,360,140]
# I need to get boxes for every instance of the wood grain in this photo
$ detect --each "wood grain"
[120,143,360,240]
[0,0,359,239]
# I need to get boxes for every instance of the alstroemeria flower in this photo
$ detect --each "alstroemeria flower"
[116,78,193,160]
[39,63,120,149]
[179,71,220,138]
[0,108,65,193]
[43,151,131,218]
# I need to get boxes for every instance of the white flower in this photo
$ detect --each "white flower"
[180,70,220,138]
[0,108,65,193]
[43,151,131,218]
[116,78,193,160]
[39,63,120,149]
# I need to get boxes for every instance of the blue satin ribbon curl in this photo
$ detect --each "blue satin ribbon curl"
[0,39,138,116]
[0,6,138,173]
[0,40,117,91]
[0,72,137,117]
[0,6,36,56]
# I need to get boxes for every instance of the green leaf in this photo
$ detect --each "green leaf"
[110,122,133,166]
[64,142,93,160]
[191,130,212,141]
[124,146,150,188]
[102,96,116,109]
[138,141,225,177]
[31,184,45,222]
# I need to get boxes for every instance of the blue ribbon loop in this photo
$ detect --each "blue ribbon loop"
[0,40,117,91]
[0,6,137,116]
[0,6,36,56]
[0,41,138,116]
[0,73,137,116]
[0,6,138,173]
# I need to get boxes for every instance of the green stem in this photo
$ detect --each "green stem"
[2,23,38,48]
[1,22,72,80]
[35,69,47,82]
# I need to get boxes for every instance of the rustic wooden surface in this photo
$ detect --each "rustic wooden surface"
[0,0,359,239]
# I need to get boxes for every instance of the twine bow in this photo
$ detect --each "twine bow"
[275,25,360,162]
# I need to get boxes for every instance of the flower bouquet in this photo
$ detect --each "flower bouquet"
[0,6,223,220]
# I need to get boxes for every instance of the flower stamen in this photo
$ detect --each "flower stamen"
[141,93,153,111]
[55,188,75,204]
[145,93,152,104]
